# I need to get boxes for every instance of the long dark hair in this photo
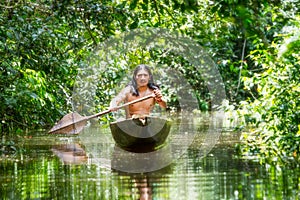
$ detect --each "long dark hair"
[128,64,159,96]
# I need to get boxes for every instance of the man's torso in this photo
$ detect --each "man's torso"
[126,88,155,117]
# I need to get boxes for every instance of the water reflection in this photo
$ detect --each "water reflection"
[135,177,152,200]
[50,139,172,173]
[1,114,300,199]
[113,166,172,200]
[51,143,88,165]
[50,139,173,200]
[110,144,172,173]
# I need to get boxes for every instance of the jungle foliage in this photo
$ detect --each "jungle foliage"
[0,0,299,162]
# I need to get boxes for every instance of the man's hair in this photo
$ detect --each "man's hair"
[129,64,159,96]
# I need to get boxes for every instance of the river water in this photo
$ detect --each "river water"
[1,114,299,200]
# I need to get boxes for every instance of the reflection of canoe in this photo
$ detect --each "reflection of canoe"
[110,117,171,152]
[111,143,173,173]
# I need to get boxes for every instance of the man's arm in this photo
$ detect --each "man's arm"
[109,86,130,111]
[153,89,167,108]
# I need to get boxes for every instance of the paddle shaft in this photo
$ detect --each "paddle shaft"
[48,93,156,134]
[85,93,156,121]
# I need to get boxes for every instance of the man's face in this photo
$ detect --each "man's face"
[135,69,150,87]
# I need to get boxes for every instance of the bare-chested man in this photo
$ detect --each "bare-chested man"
[109,64,166,118]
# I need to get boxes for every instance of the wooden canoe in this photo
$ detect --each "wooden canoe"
[110,117,171,152]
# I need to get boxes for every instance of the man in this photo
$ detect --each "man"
[109,64,166,118]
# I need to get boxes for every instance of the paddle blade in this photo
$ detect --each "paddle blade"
[48,112,87,134]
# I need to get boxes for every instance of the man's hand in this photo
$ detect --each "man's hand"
[109,106,119,112]
[153,89,163,102]
[109,100,119,111]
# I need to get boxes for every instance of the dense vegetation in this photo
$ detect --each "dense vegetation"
[1,0,299,162]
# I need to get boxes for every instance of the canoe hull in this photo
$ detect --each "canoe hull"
[110,117,171,152]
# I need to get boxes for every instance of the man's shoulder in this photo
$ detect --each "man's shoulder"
[121,85,131,93]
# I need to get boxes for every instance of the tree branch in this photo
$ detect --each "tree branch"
[235,39,247,98]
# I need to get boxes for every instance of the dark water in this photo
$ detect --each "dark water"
[1,115,299,200]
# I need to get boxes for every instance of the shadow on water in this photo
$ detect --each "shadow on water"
[1,113,300,199]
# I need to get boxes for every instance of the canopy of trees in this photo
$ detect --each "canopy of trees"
[1,0,299,162]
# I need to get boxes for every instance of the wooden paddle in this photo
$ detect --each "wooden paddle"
[48,93,155,134]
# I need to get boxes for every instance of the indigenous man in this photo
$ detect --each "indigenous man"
[109,64,166,119]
